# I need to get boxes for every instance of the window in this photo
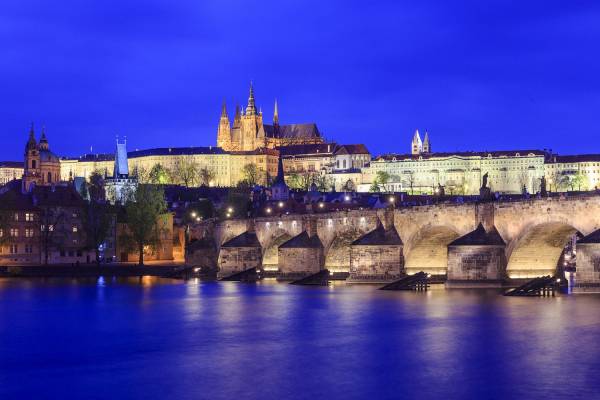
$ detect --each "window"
[0,229,2,237]
[32,160,36,169]
[25,213,34,221]
[14,213,19,221]
[47,172,52,183]
[25,245,33,254]
[10,245,18,254]
[10,228,18,237]
[72,226,78,233]
[25,229,34,238]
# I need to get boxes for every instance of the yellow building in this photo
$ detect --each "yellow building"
[0,161,23,186]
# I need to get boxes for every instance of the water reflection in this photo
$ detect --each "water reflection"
[1,279,600,400]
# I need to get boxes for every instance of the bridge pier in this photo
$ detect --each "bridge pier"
[573,229,600,293]
[446,224,507,288]
[277,217,325,280]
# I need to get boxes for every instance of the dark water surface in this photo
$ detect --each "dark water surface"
[1,277,600,400]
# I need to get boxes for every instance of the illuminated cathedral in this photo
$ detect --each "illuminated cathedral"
[217,83,324,151]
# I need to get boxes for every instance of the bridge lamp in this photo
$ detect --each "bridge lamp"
[319,202,324,208]
[344,195,350,201]
[226,213,231,218]
[556,278,561,283]
[227,207,233,213]
[389,196,395,203]
[190,211,197,218]
[266,207,272,214]
[195,217,201,222]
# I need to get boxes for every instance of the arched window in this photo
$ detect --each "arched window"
[31,160,36,169]
[47,172,52,183]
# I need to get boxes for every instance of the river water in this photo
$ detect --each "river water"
[1,278,599,400]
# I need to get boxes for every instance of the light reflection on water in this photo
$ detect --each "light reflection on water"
[0,278,600,400]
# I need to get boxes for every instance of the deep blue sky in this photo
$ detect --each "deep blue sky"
[1,0,600,160]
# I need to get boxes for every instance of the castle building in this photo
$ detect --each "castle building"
[217,83,323,151]
[0,161,23,185]
[22,125,61,192]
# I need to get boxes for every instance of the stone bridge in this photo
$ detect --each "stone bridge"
[187,194,600,289]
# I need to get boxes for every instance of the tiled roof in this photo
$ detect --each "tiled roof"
[221,231,261,248]
[335,144,370,155]
[279,231,323,248]
[449,224,505,246]
[32,185,86,207]
[264,123,321,139]
[0,186,36,211]
[0,161,24,168]
[278,143,335,156]
[352,225,402,246]
[550,154,600,163]
[376,150,548,161]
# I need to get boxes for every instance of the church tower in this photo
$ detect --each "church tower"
[23,124,40,191]
[422,131,431,153]
[216,101,232,150]
[273,99,279,126]
[411,129,423,155]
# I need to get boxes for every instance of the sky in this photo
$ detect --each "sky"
[1,0,600,160]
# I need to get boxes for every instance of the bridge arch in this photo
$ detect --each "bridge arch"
[506,221,580,278]
[261,230,293,271]
[324,226,366,273]
[404,225,461,275]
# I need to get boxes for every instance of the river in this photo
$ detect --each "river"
[1,278,599,399]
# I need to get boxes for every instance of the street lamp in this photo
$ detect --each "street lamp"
[190,211,197,218]
[278,201,284,208]
[266,207,272,214]
[227,207,233,213]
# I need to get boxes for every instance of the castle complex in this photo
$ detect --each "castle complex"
[2,84,600,196]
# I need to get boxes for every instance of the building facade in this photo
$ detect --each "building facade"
[22,125,61,192]
[0,161,23,185]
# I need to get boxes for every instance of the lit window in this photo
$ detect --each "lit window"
[10,244,18,254]
[72,226,78,233]
[14,213,19,221]
[25,213,34,221]
[25,229,34,238]
[10,228,18,237]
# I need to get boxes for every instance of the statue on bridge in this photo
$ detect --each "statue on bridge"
[479,173,492,200]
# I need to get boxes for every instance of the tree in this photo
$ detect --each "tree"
[342,179,356,192]
[171,156,199,187]
[370,171,391,193]
[39,207,66,265]
[82,200,114,264]
[148,163,170,185]
[121,185,168,265]
[241,163,261,187]
[313,173,333,192]
[88,171,105,201]
[198,167,215,187]
[572,171,588,191]
[134,165,150,184]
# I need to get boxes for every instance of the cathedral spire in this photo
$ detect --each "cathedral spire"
[273,98,279,125]
[246,81,256,115]
[220,101,229,120]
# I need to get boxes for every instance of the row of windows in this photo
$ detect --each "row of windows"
[0,244,34,254]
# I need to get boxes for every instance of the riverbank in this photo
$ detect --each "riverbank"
[0,263,190,279]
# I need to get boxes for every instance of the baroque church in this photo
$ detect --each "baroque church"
[22,124,61,192]
[217,83,324,151]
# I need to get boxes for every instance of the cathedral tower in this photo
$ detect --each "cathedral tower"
[22,124,60,192]
[240,82,264,150]
[411,129,423,155]
[217,101,232,150]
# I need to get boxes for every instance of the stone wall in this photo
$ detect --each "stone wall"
[218,247,262,278]
[278,247,324,278]
[573,243,600,292]
[349,245,403,282]
[447,245,506,282]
